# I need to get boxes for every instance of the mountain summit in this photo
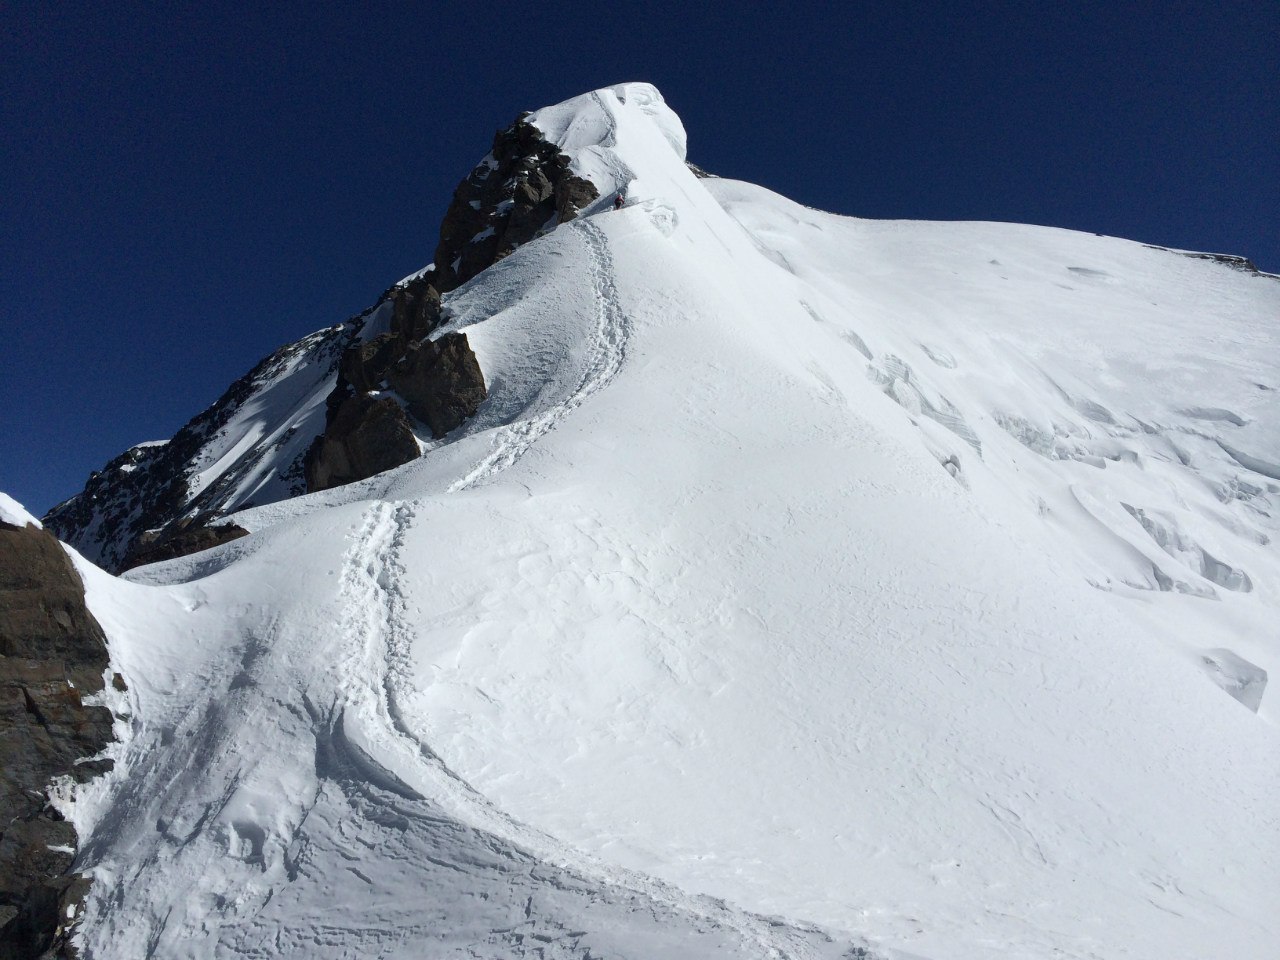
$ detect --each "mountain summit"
[9,83,1280,959]
[43,83,681,572]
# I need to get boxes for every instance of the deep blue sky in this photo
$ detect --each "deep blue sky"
[3,1,1276,515]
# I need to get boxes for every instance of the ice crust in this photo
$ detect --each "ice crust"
[57,84,1280,960]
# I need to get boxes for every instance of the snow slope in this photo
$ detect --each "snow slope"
[33,83,1280,959]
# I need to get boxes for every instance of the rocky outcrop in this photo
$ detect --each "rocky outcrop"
[339,333,406,393]
[386,333,487,438]
[46,108,595,548]
[1,519,115,959]
[1186,252,1262,272]
[389,275,444,342]
[305,268,486,494]
[303,111,596,493]
[432,113,598,293]
[120,519,250,571]
[303,328,488,493]
[304,393,421,493]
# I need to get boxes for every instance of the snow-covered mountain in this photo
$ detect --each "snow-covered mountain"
[14,82,1280,959]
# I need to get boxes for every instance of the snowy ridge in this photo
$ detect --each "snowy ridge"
[36,83,1280,959]
[0,490,41,527]
[43,321,356,569]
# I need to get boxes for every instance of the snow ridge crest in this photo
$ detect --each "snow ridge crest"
[530,82,688,166]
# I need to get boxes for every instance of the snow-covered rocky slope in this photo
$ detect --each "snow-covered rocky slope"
[21,83,1280,959]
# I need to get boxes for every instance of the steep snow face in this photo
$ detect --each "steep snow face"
[46,84,1280,960]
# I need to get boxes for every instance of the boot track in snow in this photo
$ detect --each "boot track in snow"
[450,218,632,493]
[327,499,879,960]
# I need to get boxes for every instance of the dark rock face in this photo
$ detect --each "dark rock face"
[339,333,405,393]
[1181,252,1263,273]
[304,393,422,493]
[0,519,115,958]
[305,325,487,491]
[312,112,595,486]
[556,174,599,223]
[387,333,488,438]
[301,112,591,493]
[432,113,598,293]
[389,276,444,342]
[120,519,250,572]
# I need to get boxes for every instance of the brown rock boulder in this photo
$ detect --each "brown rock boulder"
[303,393,421,492]
[555,173,600,223]
[339,333,404,393]
[387,332,488,438]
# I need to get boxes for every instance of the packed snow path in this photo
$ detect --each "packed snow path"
[339,498,879,960]
[451,218,631,492]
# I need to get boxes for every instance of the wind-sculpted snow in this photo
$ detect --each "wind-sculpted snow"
[45,83,1280,960]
